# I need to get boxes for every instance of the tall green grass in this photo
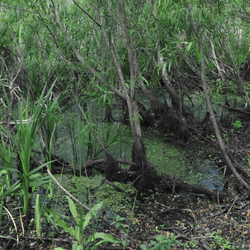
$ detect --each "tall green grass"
[0,82,59,216]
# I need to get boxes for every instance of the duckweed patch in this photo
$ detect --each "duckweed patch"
[34,174,137,217]
[75,175,137,213]
[143,128,199,184]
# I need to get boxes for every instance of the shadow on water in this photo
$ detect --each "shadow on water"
[198,159,224,191]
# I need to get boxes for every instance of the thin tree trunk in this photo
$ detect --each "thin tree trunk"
[187,7,250,191]
[120,0,147,170]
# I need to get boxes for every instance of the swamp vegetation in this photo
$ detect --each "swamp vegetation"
[1,0,250,249]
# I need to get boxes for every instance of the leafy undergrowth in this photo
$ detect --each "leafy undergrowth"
[1,188,250,249]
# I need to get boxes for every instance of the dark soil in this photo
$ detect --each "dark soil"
[1,188,250,249]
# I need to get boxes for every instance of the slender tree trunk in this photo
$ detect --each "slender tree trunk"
[120,0,147,171]
[187,7,250,191]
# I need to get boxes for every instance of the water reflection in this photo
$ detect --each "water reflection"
[198,159,224,191]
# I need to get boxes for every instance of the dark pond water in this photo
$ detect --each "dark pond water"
[198,159,224,191]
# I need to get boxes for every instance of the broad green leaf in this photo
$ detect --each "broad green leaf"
[87,232,122,249]
[48,209,78,239]
[66,196,79,223]
[82,201,103,230]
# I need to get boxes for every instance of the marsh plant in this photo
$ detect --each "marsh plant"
[0,83,59,216]
[141,234,181,250]
[43,197,121,250]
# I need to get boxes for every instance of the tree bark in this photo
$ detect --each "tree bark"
[187,6,250,191]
